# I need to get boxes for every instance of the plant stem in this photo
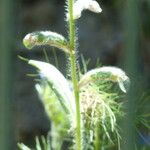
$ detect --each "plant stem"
[70,53,81,150]
[67,0,82,150]
[94,125,100,150]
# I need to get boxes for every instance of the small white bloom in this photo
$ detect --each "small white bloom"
[66,0,102,20]
[87,0,102,13]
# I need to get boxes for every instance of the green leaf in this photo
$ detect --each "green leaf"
[18,143,31,150]
[79,66,130,93]
[79,66,129,148]
[23,31,70,53]
[28,60,75,115]
[36,137,42,150]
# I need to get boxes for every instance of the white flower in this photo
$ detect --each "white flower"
[85,0,102,13]
[66,0,102,20]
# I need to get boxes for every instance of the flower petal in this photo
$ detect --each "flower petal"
[66,0,102,20]
[87,0,102,13]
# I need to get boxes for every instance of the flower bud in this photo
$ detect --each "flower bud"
[23,31,70,53]
[79,66,130,93]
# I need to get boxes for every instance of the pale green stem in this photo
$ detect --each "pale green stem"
[94,125,100,150]
[43,48,50,63]
[70,53,81,150]
[67,0,82,150]
[52,48,59,69]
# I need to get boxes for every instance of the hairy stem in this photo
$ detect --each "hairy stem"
[70,53,81,150]
[67,0,82,150]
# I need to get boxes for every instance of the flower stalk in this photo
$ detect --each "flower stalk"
[67,0,82,150]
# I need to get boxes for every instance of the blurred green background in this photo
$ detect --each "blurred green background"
[0,0,150,149]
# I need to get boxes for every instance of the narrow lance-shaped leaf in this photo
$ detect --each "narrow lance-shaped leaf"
[23,31,70,53]
[28,60,75,115]
[79,66,130,93]
[18,143,31,150]
[35,137,42,150]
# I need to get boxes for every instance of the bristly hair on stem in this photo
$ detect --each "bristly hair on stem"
[66,0,82,150]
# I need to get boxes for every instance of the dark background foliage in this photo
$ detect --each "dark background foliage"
[0,0,150,149]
